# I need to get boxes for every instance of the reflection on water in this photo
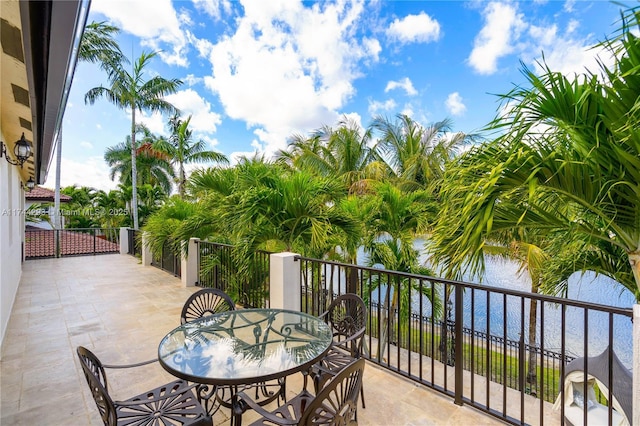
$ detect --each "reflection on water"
[461,262,634,367]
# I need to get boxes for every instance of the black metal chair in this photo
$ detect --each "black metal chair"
[233,358,365,426]
[77,346,211,426]
[309,293,367,408]
[181,288,236,324]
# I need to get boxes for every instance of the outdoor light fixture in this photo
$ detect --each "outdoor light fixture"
[1,133,32,168]
[24,177,36,191]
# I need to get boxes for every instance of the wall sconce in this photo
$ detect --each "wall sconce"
[23,177,36,192]
[1,133,32,168]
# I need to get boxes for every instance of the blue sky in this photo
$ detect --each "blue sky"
[45,0,625,191]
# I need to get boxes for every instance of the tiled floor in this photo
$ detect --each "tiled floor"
[0,254,506,425]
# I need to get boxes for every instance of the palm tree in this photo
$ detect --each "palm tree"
[371,114,474,192]
[277,117,387,194]
[53,21,124,229]
[154,114,229,197]
[94,189,128,228]
[85,51,182,229]
[364,181,440,360]
[231,167,359,258]
[104,130,175,195]
[60,185,100,229]
[446,6,640,300]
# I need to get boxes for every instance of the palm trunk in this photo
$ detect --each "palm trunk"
[131,107,139,229]
[179,163,185,198]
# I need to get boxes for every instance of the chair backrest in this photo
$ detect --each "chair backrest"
[323,293,366,355]
[77,346,117,426]
[181,288,236,324]
[299,358,365,425]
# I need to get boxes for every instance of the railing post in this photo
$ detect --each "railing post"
[92,229,96,255]
[269,252,300,311]
[141,232,153,266]
[119,227,128,255]
[181,238,200,287]
[454,283,463,406]
[55,229,61,258]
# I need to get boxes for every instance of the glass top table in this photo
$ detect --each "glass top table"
[158,308,333,386]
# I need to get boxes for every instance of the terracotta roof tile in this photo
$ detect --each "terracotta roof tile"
[24,228,119,258]
[26,186,72,202]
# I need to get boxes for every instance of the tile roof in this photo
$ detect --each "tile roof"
[26,186,72,202]
[24,227,119,258]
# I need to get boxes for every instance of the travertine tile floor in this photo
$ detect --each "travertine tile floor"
[0,254,505,425]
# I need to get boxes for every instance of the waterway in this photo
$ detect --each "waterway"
[360,240,636,367]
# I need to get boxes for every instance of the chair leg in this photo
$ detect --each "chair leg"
[360,385,365,408]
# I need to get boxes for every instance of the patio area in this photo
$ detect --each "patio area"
[0,254,505,425]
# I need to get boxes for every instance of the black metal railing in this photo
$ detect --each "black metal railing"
[296,256,633,426]
[25,228,120,259]
[151,240,181,277]
[197,241,270,308]
[126,228,141,257]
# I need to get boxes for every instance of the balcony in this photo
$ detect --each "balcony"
[0,254,510,425]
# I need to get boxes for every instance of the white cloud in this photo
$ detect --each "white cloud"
[80,141,93,149]
[524,20,614,79]
[468,2,526,75]
[184,74,203,87]
[200,0,377,157]
[193,0,233,21]
[137,112,167,136]
[91,0,190,66]
[466,2,609,79]
[165,89,222,133]
[386,12,441,44]
[136,89,223,138]
[564,0,576,13]
[385,77,417,96]
[45,156,116,192]
[368,99,397,115]
[445,92,466,116]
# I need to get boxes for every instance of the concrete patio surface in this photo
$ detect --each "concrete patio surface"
[0,254,506,425]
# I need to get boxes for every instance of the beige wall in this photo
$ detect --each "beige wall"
[0,132,26,351]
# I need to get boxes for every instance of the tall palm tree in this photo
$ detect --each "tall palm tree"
[53,21,124,229]
[154,114,229,197]
[85,51,182,229]
[78,21,125,66]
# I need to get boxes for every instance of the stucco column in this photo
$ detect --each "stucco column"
[119,227,128,255]
[141,232,153,266]
[181,238,200,287]
[270,252,301,311]
[633,304,640,426]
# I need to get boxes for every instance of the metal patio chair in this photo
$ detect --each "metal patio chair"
[77,346,211,426]
[233,358,365,426]
[181,288,236,324]
[309,293,367,409]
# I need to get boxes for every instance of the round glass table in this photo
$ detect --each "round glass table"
[158,308,333,411]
